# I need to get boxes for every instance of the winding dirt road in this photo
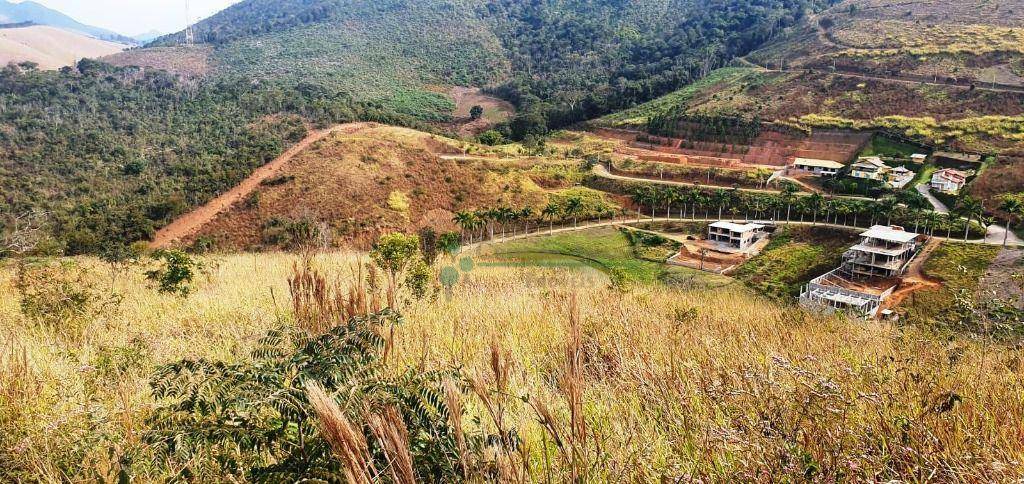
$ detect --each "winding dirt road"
[150,124,365,249]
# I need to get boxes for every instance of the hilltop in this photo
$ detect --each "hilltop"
[165,123,591,251]
[0,0,133,43]
[0,24,126,69]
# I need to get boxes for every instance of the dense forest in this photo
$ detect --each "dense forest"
[486,0,837,133]
[0,60,427,254]
[149,0,838,134]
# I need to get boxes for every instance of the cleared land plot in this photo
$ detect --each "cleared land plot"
[899,242,1006,336]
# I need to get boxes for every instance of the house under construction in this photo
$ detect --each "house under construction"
[800,225,924,317]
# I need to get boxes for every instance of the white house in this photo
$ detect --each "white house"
[840,225,921,279]
[800,225,923,317]
[850,156,891,181]
[708,221,766,251]
[911,153,928,164]
[792,158,844,176]
[888,166,915,189]
[930,168,969,194]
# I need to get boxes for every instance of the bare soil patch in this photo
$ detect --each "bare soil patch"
[177,124,551,251]
[445,86,514,137]
[102,45,213,77]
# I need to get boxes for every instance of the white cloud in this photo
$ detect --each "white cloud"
[14,0,241,36]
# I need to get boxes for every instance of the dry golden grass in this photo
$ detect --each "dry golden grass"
[2,251,1023,480]
[835,20,1024,56]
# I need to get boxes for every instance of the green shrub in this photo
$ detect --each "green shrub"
[145,250,203,296]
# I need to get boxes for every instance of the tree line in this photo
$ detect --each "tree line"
[595,180,991,241]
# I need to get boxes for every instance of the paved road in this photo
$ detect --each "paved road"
[986,223,1024,247]
[915,183,949,214]
[463,216,1023,250]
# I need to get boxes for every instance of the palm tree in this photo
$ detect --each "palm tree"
[876,197,899,226]
[507,209,522,237]
[542,202,561,234]
[805,193,825,226]
[565,197,583,228]
[956,195,984,242]
[453,211,476,243]
[519,207,534,235]
[475,209,494,240]
[944,212,957,240]
[712,189,730,221]
[999,194,1024,247]
[923,211,942,236]
[630,186,652,221]
[664,189,680,219]
[780,182,798,222]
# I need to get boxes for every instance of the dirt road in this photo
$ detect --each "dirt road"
[879,238,942,311]
[150,123,366,249]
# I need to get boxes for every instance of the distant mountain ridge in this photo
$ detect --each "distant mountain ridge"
[0,24,126,69]
[0,0,134,43]
[132,29,165,43]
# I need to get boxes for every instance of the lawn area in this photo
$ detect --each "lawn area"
[476,227,731,288]
[900,242,1005,336]
[859,134,924,159]
[734,226,861,301]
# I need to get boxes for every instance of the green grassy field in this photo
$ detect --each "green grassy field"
[859,135,924,158]
[734,226,861,301]
[901,242,1004,336]
[477,227,731,288]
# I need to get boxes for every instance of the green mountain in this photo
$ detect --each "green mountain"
[10,0,943,256]
[136,0,833,126]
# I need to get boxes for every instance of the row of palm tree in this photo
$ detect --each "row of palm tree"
[627,183,990,241]
[452,197,623,243]
[452,186,1019,245]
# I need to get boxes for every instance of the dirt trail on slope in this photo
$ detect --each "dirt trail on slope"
[880,238,943,311]
[151,123,369,249]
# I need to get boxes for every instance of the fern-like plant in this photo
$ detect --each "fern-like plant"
[145,310,465,482]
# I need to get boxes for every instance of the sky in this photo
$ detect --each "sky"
[15,0,241,36]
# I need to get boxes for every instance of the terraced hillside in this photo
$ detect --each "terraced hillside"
[597,0,1024,154]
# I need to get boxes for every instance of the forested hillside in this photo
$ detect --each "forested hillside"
[0,61,427,254]
[0,0,838,254]
[141,0,836,129]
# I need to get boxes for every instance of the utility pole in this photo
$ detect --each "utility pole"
[185,0,195,46]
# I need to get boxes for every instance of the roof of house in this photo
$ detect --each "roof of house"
[793,158,844,169]
[710,221,765,233]
[860,225,919,243]
[911,153,928,159]
[892,166,913,174]
[852,157,889,170]
[932,168,968,183]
